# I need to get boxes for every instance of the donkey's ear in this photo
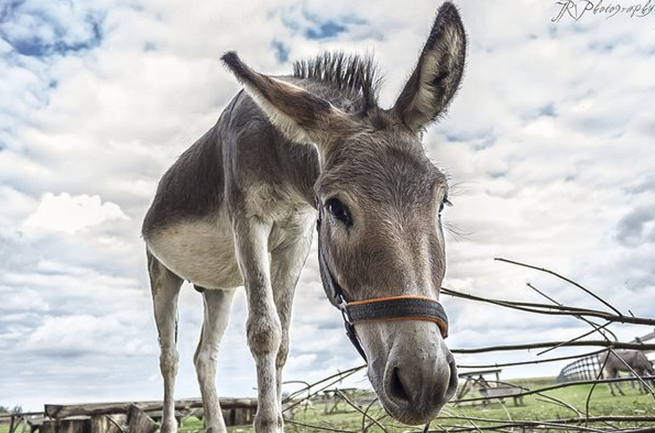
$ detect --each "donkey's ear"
[221,52,352,149]
[392,2,466,133]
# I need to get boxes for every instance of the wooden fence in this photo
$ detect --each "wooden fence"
[4,261,655,433]
[556,353,601,382]
[1,398,257,433]
[556,328,655,383]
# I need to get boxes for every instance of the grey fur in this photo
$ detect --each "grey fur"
[293,52,380,112]
[601,350,655,395]
[143,3,466,432]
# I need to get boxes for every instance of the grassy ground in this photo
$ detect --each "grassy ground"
[447,382,655,428]
[186,379,653,433]
[2,381,651,433]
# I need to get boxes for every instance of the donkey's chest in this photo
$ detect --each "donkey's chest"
[145,201,315,289]
[146,215,242,289]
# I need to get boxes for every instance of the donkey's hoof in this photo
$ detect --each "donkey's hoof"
[254,414,284,433]
[160,420,178,433]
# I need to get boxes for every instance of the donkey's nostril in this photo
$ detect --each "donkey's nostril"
[389,367,410,403]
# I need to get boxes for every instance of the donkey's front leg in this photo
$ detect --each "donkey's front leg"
[233,218,283,433]
[606,370,623,396]
[270,231,313,408]
[147,252,183,433]
[195,288,236,433]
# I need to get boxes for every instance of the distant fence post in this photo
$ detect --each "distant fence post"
[557,354,601,383]
[557,329,655,382]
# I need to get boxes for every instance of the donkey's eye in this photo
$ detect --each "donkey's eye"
[439,198,452,214]
[325,198,353,227]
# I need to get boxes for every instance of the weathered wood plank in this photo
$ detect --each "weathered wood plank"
[101,414,127,433]
[45,404,132,421]
[479,386,525,407]
[221,407,256,427]
[41,418,91,433]
[45,398,257,420]
[90,415,107,433]
[127,406,157,433]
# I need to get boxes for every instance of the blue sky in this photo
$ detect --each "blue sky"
[1,0,654,412]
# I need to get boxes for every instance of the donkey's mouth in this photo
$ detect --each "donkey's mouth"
[366,334,458,425]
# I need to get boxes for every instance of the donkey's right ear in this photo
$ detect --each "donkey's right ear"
[221,52,353,152]
[392,2,466,134]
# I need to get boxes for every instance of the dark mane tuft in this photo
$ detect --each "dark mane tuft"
[293,52,380,111]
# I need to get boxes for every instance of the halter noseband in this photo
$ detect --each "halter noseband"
[316,205,449,362]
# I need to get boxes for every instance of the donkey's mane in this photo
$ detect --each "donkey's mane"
[293,52,380,111]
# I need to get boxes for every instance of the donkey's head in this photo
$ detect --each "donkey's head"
[222,2,465,424]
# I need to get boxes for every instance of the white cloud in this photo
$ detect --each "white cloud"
[25,315,119,351]
[0,0,653,412]
[0,287,49,313]
[0,186,37,228]
[23,192,129,234]
[23,314,153,356]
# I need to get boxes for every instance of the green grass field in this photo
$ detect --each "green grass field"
[202,379,653,433]
[2,381,652,433]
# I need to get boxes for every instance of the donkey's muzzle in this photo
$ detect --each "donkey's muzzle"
[317,219,449,361]
[382,335,458,424]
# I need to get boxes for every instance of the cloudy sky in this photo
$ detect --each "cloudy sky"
[1,0,654,412]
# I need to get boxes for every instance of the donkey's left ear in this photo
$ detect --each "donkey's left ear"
[221,52,353,152]
[392,2,466,133]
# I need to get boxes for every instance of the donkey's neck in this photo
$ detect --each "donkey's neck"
[143,68,384,235]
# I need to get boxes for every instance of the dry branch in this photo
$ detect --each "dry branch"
[274,260,655,433]
[44,398,256,420]
[494,258,622,315]
[451,374,655,405]
[441,287,655,327]
[426,415,655,433]
[452,340,655,354]
[456,348,607,369]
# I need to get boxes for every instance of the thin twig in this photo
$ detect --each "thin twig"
[279,261,655,433]
[536,322,612,356]
[494,257,622,316]
[282,365,365,413]
[525,281,619,362]
[441,287,655,326]
[283,365,365,405]
[425,415,614,433]
[363,412,392,433]
[285,419,357,433]
[491,379,583,418]
[527,282,618,342]
[452,340,655,354]
[105,414,126,433]
[451,376,655,405]
[456,348,607,369]
[334,390,388,433]
[584,350,609,426]
[360,398,380,433]
[534,396,582,417]
[606,347,655,399]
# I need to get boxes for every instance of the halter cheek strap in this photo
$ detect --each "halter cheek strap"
[316,206,449,361]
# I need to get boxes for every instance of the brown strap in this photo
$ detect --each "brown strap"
[316,203,449,361]
[345,295,449,338]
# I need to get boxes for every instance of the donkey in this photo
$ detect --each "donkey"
[142,3,466,432]
[600,350,655,395]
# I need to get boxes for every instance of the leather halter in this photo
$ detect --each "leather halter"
[316,205,449,361]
